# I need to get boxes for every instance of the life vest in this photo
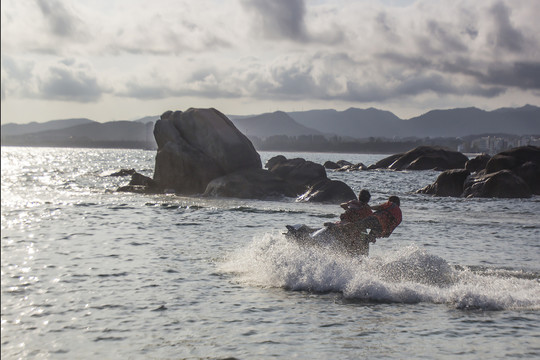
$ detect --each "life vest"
[340,200,372,223]
[374,201,402,237]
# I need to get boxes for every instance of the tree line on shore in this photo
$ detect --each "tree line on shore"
[248,134,462,154]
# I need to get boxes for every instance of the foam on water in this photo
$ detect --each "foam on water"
[220,233,540,311]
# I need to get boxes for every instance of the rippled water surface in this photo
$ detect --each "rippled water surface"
[2,147,539,359]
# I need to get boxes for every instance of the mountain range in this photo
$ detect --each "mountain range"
[1,119,156,149]
[243,105,539,139]
[1,105,539,149]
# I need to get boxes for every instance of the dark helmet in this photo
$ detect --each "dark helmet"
[358,189,371,203]
[389,195,400,206]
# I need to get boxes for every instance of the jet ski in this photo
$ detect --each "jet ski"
[284,222,372,256]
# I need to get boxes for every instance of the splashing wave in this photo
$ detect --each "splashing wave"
[219,233,540,310]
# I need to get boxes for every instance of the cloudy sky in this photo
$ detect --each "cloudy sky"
[1,0,539,124]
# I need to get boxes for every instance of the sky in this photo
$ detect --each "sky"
[1,0,540,124]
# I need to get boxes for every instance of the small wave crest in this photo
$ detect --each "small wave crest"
[219,233,540,311]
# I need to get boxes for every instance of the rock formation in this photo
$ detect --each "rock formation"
[465,154,491,173]
[264,155,356,202]
[369,146,469,171]
[203,168,296,199]
[417,169,471,197]
[118,107,356,203]
[462,170,532,198]
[296,178,357,203]
[418,145,539,198]
[153,108,262,194]
[265,156,327,193]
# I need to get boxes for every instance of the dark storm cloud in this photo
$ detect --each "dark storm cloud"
[40,65,103,102]
[489,1,526,53]
[484,62,540,89]
[240,0,308,41]
[425,20,468,53]
[35,0,85,39]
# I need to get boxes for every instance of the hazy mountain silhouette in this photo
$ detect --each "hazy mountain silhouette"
[231,111,321,138]
[1,105,538,149]
[402,105,540,137]
[133,115,160,124]
[288,107,403,138]
[1,118,96,136]
[282,105,539,138]
[2,121,156,149]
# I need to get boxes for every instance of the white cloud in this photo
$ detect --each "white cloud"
[1,0,539,123]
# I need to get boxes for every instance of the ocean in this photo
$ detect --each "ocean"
[1,147,539,359]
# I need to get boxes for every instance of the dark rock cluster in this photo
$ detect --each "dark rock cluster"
[114,107,538,201]
[116,108,356,203]
[367,146,469,171]
[417,146,540,198]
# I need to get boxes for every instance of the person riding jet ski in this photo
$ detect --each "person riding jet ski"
[350,195,402,243]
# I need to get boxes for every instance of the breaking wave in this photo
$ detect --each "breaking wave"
[219,233,540,311]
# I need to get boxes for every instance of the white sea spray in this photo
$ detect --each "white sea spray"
[220,233,540,310]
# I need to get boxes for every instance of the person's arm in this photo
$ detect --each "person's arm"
[370,203,384,211]
[340,202,349,210]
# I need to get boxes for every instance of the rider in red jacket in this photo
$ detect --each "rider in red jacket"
[339,189,373,223]
[356,196,402,241]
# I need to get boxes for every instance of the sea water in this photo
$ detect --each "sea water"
[1,147,539,359]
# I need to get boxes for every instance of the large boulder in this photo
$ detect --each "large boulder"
[263,155,356,203]
[417,146,540,198]
[323,161,340,170]
[485,146,540,194]
[388,146,469,171]
[297,179,357,203]
[153,108,261,194]
[368,153,403,170]
[485,146,540,169]
[462,170,532,198]
[265,156,327,193]
[417,169,470,197]
[369,146,468,171]
[515,161,540,195]
[203,168,296,199]
[465,154,491,173]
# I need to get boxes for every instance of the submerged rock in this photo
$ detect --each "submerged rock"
[110,168,136,177]
[117,171,159,194]
[335,163,367,172]
[323,161,340,169]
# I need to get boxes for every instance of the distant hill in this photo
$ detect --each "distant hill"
[1,118,96,136]
[288,107,403,138]
[133,115,160,124]
[285,105,540,138]
[2,105,538,150]
[1,121,156,149]
[231,111,321,138]
[403,105,540,137]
